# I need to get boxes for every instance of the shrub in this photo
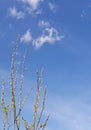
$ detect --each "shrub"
[0,37,49,130]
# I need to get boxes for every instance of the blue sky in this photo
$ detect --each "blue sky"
[1,0,91,130]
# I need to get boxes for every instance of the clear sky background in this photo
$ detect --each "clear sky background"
[1,0,91,130]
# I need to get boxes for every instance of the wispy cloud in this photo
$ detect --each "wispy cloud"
[19,0,44,14]
[80,10,87,18]
[20,29,32,43]
[33,26,64,49]
[46,92,91,130]
[48,2,57,13]
[38,20,50,28]
[9,7,25,19]
[9,24,13,30]
[21,0,44,10]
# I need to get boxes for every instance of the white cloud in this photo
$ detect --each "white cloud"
[20,23,64,49]
[9,7,25,19]
[20,0,44,10]
[18,0,44,15]
[38,20,50,28]
[48,2,57,13]
[20,30,32,43]
[33,27,64,49]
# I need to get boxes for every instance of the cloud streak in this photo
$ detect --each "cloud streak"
[45,92,91,130]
